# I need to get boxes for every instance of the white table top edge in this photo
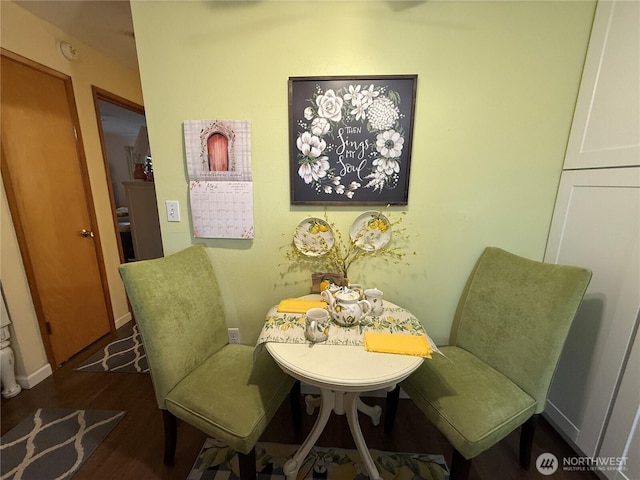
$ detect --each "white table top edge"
[265,341,424,392]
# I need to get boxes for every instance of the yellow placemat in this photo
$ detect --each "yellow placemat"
[364,332,432,358]
[277,298,327,314]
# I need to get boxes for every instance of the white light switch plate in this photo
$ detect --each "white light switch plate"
[166,200,180,222]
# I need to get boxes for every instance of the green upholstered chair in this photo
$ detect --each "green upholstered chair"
[385,247,591,480]
[119,245,298,480]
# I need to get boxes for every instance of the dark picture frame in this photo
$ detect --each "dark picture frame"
[289,75,417,205]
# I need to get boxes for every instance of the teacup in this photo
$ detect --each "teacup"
[305,307,330,342]
[364,288,384,316]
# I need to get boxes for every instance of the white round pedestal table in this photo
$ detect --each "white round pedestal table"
[265,340,423,480]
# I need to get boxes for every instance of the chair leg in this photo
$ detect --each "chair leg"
[238,447,257,480]
[450,449,471,480]
[384,384,401,434]
[290,380,302,431]
[162,410,177,465]
[519,414,539,469]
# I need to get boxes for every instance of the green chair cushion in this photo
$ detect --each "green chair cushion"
[401,346,537,459]
[166,343,294,455]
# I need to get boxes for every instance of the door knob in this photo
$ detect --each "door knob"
[80,229,95,238]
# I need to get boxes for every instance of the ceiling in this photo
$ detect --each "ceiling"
[98,99,146,137]
[14,0,139,70]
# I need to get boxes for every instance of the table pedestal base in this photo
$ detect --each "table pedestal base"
[284,389,386,480]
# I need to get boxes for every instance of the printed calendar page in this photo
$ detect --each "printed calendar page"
[184,119,254,239]
[189,181,254,239]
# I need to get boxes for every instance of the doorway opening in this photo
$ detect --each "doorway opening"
[92,87,163,264]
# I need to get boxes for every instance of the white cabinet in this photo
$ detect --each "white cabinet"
[599,331,639,480]
[563,0,639,169]
[123,181,164,261]
[544,168,639,459]
[543,1,640,474]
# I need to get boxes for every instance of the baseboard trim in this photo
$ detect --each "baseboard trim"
[114,312,132,329]
[544,400,580,442]
[16,363,52,390]
[12,315,132,391]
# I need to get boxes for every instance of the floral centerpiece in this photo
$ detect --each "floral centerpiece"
[284,210,414,285]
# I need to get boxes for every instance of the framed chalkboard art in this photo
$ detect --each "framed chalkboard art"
[289,75,417,205]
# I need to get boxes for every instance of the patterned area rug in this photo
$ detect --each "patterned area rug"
[75,322,149,373]
[187,439,449,480]
[0,408,125,480]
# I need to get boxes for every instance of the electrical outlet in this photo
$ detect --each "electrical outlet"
[228,328,240,344]
[166,200,180,222]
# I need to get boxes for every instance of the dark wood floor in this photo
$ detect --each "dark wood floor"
[2,328,598,480]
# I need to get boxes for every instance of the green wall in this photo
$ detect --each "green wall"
[130,0,595,344]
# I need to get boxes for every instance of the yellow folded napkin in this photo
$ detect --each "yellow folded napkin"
[364,332,432,358]
[277,298,327,314]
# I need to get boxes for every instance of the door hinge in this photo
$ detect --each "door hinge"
[45,321,52,335]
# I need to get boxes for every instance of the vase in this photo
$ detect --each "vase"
[133,163,146,181]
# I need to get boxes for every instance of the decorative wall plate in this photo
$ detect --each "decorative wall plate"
[293,218,335,257]
[350,211,392,251]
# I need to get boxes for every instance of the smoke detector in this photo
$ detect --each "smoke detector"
[58,41,79,62]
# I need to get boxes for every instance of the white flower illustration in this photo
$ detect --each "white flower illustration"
[361,84,380,103]
[368,97,400,131]
[343,84,363,106]
[376,129,404,158]
[315,89,343,122]
[297,131,326,159]
[364,170,387,192]
[350,98,367,121]
[304,106,314,120]
[298,156,330,184]
[310,117,330,136]
[373,157,401,175]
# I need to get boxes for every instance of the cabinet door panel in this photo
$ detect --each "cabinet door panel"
[599,330,639,480]
[564,1,639,169]
[544,167,640,457]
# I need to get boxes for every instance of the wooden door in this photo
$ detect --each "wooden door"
[1,51,113,366]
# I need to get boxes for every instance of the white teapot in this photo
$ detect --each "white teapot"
[322,289,371,326]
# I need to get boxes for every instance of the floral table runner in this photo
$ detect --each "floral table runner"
[256,300,440,355]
